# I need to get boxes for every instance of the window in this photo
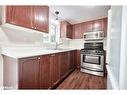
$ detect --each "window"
[49,24,56,42]
[42,20,60,43]
[49,22,60,43]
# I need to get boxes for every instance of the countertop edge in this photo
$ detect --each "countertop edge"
[1,49,78,59]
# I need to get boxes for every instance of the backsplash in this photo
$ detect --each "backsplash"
[0,26,10,45]
[69,39,84,49]
[61,38,107,50]
[1,24,45,44]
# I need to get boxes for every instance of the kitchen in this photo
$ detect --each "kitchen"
[0,5,127,90]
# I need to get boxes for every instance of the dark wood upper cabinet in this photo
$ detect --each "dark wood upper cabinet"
[18,56,40,89]
[85,21,93,32]
[6,6,49,33]
[60,21,66,38]
[6,6,33,29]
[67,23,73,38]
[81,22,86,34]
[103,18,108,37]
[93,18,107,37]
[93,19,104,31]
[72,18,107,39]
[72,23,82,39]
[6,6,13,24]
[60,21,73,39]
[33,6,49,32]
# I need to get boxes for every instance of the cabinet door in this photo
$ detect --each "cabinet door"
[60,21,73,39]
[60,21,67,38]
[67,23,73,39]
[67,51,72,72]
[60,52,66,79]
[6,6,13,23]
[76,50,81,69]
[33,6,49,32]
[40,55,51,89]
[50,54,60,87]
[70,50,77,70]
[103,18,107,37]
[18,56,40,89]
[85,21,93,32]
[93,19,104,31]
[81,22,86,34]
[72,23,82,39]
[6,6,33,29]
[60,52,69,79]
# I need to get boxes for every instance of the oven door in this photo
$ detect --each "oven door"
[81,54,104,70]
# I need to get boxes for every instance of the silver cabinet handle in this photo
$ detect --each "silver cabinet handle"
[38,57,40,60]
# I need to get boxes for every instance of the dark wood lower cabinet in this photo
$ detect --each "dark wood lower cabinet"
[18,56,40,89]
[60,51,77,80]
[18,50,77,89]
[40,55,51,89]
[70,50,77,70]
[60,52,68,79]
[76,50,81,69]
[50,53,60,88]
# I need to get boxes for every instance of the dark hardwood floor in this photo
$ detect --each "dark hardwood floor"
[57,69,107,89]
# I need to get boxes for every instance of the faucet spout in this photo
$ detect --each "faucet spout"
[55,42,63,49]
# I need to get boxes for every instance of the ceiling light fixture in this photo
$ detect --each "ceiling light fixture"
[55,11,59,24]
[55,11,59,20]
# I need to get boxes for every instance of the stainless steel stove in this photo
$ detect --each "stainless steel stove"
[80,42,104,77]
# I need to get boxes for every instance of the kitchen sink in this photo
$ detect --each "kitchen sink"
[49,48,68,50]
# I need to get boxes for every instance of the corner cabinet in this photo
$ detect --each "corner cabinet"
[60,21,73,39]
[18,56,40,89]
[6,6,49,33]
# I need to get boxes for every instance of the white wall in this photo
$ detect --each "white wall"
[119,6,127,89]
[69,39,84,49]
[0,7,2,24]
[0,49,3,89]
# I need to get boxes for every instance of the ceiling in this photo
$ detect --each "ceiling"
[49,6,110,24]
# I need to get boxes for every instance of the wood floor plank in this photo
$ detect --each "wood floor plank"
[57,69,107,89]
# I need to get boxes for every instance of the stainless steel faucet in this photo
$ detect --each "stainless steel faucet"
[55,42,63,49]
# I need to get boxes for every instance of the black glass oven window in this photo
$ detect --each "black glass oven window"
[83,55,101,65]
